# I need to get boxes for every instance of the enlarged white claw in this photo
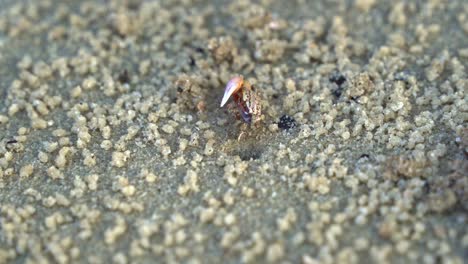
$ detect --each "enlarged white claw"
[220,76,243,107]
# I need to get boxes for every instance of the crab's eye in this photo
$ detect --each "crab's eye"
[220,76,243,107]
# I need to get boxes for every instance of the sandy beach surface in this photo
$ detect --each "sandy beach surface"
[0,0,467,263]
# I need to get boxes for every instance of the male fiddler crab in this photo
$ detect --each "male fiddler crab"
[220,76,262,125]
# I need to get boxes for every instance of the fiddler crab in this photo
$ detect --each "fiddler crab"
[220,76,262,126]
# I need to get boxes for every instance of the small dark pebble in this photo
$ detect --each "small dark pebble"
[333,88,343,98]
[101,42,110,51]
[189,56,195,67]
[278,115,297,130]
[448,178,456,188]
[329,72,346,86]
[239,149,262,161]
[423,181,431,194]
[6,139,18,144]
[330,72,346,98]
[359,154,370,159]
[126,0,141,10]
[194,46,205,54]
[5,139,18,151]
[118,69,130,84]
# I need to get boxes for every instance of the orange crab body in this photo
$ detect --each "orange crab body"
[220,76,261,124]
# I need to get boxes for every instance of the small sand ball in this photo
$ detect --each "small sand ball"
[204,139,215,156]
[178,170,199,196]
[305,175,330,194]
[105,218,127,245]
[113,252,127,264]
[112,11,138,37]
[266,243,284,262]
[82,77,97,90]
[160,146,171,157]
[0,115,9,124]
[161,124,174,134]
[17,55,32,69]
[223,191,235,205]
[425,53,448,82]
[200,208,215,223]
[112,151,129,168]
[32,118,48,129]
[19,164,34,178]
[121,185,136,197]
[47,166,63,179]
[388,2,407,27]
[70,86,82,98]
[102,126,111,139]
[268,123,279,132]
[224,213,236,226]
[140,169,158,183]
[254,39,287,62]
[139,60,151,75]
[101,140,112,150]
[355,0,376,12]
[428,189,457,213]
[221,230,239,248]
[55,147,72,168]
[285,79,296,92]
[179,139,188,152]
[242,187,255,198]
[207,36,237,62]
[348,72,374,98]
[86,174,99,191]
[38,151,49,163]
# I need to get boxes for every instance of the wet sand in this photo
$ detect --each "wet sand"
[0,0,467,263]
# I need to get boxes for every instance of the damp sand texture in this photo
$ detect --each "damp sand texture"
[0,0,467,263]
